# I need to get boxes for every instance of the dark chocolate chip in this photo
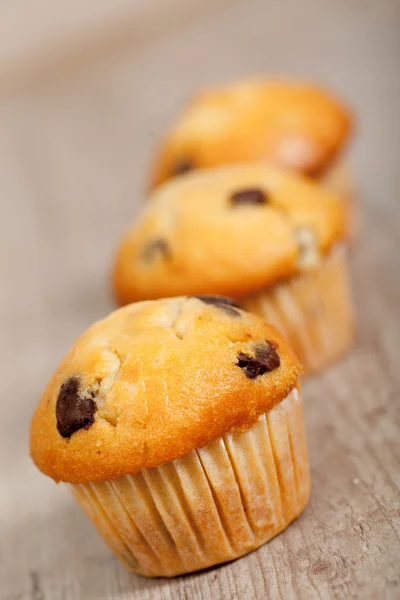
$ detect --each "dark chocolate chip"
[236,341,280,379]
[142,238,170,261]
[56,377,97,438]
[192,295,242,316]
[230,188,268,206]
[194,295,241,309]
[171,157,193,177]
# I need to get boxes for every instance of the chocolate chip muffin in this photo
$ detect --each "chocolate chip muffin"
[113,164,354,374]
[30,297,309,577]
[148,77,357,240]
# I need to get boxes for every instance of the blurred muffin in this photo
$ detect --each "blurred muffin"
[30,297,309,577]
[149,77,357,239]
[114,164,354,374]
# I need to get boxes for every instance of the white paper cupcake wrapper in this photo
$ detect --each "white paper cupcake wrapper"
[242,245,354,374]
[320,159,360,243]
[70,387,310,577]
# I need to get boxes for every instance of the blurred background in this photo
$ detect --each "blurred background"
[1,1,399,598]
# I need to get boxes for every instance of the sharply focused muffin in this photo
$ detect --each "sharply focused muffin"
[30,297,309,577]
[114,164,354,374]
[149,77,357,239]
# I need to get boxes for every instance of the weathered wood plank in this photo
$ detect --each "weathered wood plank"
[0,0,399,598]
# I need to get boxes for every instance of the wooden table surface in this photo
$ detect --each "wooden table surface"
[1,0,399,598]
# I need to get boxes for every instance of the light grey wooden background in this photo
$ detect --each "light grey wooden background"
[0,0,399,598]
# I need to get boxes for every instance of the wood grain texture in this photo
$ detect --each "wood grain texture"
[0,0,399,598]
[0,0,236,97]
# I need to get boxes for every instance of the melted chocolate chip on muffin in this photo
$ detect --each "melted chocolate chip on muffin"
[171,157,193,177]
[193,295,241,316]
[230,188,268,206]
[237,342,280,379]
[56,377,97,438]
[142,238,171,262]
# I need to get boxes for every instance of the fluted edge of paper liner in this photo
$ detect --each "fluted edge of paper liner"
[69,387,310,577]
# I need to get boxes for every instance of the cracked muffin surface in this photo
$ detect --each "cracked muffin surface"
[114,164,345,305]
[30,296,300,483]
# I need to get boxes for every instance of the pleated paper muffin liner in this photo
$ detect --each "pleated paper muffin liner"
[241,244,354,375]
[321,159,360,243]
[69,387,310,577]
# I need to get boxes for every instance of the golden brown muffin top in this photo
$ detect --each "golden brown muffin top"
[114,164,345,305]
[150,77,352,188]
[30,297,300,483]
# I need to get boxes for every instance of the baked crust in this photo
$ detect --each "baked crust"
[30,297,301,483]
[113,164,345,305]
[149,77,352,188]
